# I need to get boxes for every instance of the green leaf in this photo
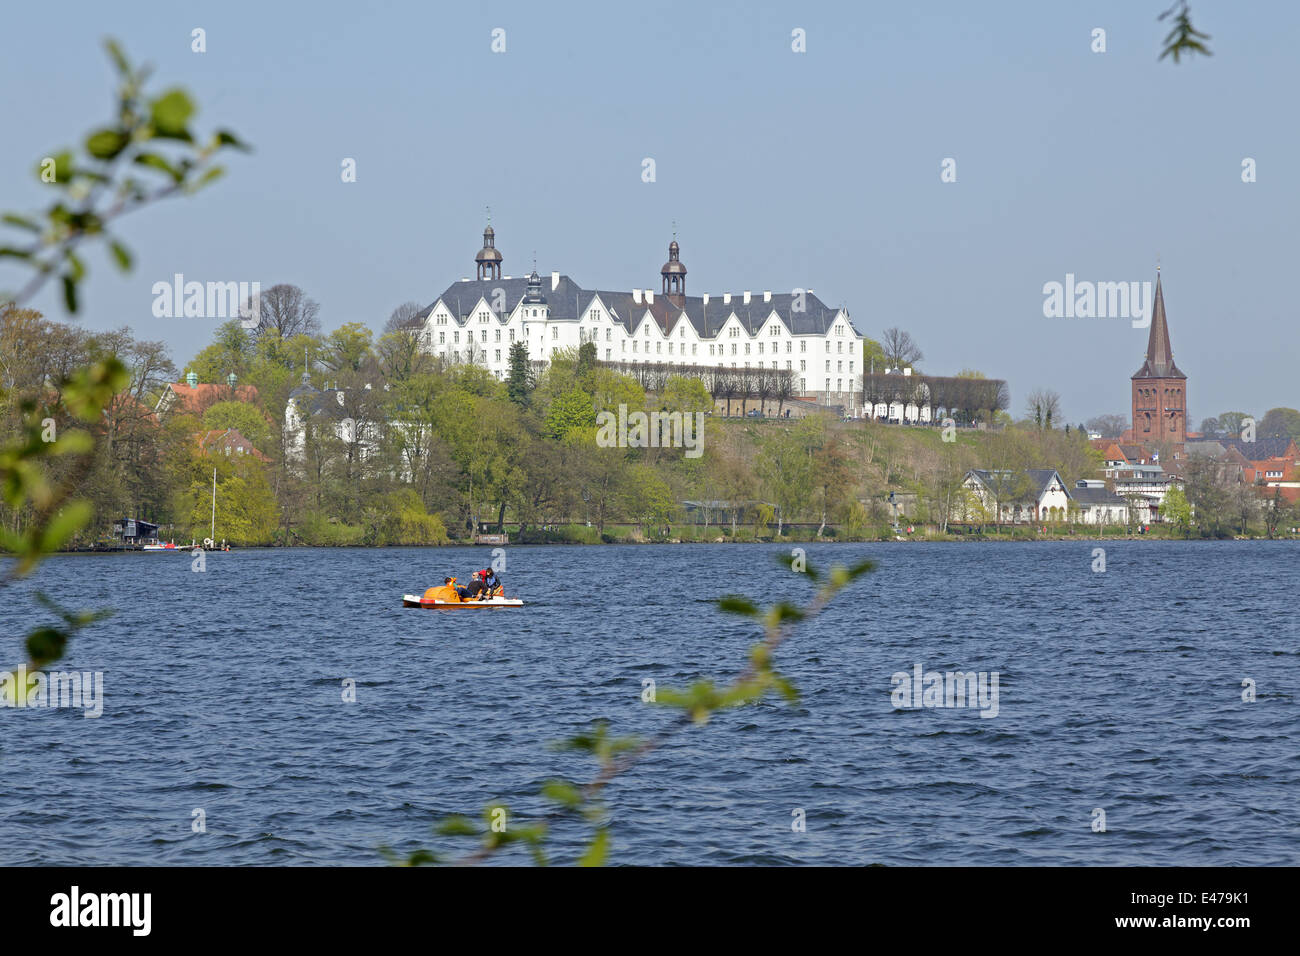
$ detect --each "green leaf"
[134,152,184,183]
[38,152,74,185]
[772,674,800,703]
[718,594,759,617]
[846,558,877,580]
[767,602,805,625]
[150,89,195,138]
[434,815,478,837]
[61,274,78,313]
[108,239,132,272]
[25,626,69,668]
[214,129,250,151]
[2,214,40,232]
[38,501,93,553]
[774,551,819,581]
[186,165,225,193]
[86,128,129,160]
[541,779,583,809]
[104,38,131,76]
[64,250,86,282]
[577,828,610,867]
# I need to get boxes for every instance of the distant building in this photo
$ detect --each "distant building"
[1185,436,1300,505]
[1107,462,1178,524]
[156,371,260,418]
[1126,271,1188,449]
[283,372,384,465]
[963,469,1131,525]
[1070,479,1131,525]
[413,224,865,411]
[196,427,269,463]
[962,469,1072,523]
[112,518,160,545]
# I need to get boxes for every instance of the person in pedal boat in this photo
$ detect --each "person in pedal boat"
[423,577,461,603]
[460,570,490,601]
[480,567,503,597]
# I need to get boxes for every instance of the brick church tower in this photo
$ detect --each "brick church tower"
[1131,271,1187,447]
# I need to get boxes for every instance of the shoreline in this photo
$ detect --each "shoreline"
[26,532,1300,556]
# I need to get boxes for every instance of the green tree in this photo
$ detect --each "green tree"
[1258,407,1300,442]
[861,337,886,374]
[320,322,373,374]
[1160,485,1192,536]
[661,375,712,415]
[506,341,532,406]
[575,341,598,390]
[202,400,272,449]
[545,388,596,441]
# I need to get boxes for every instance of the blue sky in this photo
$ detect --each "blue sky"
[1,0,1294,425]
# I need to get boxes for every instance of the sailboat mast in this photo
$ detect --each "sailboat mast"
[211,467,217,542]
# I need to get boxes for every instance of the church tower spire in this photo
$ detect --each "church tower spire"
[1134,271,1183,379]
[1130,269,1188,448]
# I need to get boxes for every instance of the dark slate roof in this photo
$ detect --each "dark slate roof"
[1025,469,1063,498]
[967,469,1063,499]
[418,276,856,338]
[289,384,351,421]
[419,276,591,323]
[289,380,319,401]
[1217,438,1298,461]
[1069,486,1128,506]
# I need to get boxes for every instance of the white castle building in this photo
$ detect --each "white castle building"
[412,225,866,411]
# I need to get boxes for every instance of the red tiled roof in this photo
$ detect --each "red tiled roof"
[158,382,260,417]
[195,427,269,462]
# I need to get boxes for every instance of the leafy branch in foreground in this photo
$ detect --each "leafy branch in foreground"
[0,356,126,702]
[0,39,246,693]
[1158,1,1212,63]
[390,553,876,866]
[0,38,248,313]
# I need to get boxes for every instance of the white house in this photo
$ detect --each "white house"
[284,373,383,464]
[1070,479,1131,525]
[1107,463,1177,524]
[962,469,1072,523]
[412,226,865,412]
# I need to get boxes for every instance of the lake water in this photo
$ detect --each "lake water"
[1,541,1296,865]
